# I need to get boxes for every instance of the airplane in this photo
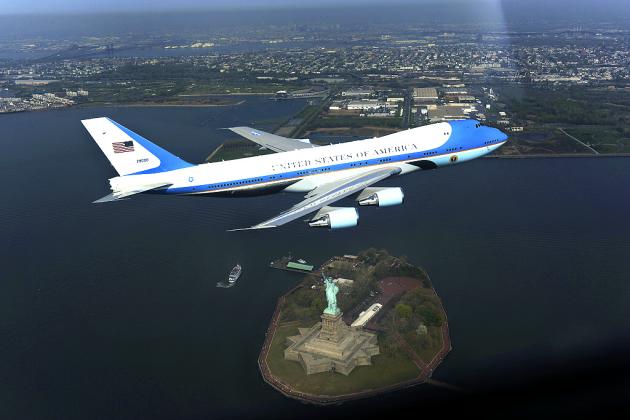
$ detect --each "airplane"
[82,117,508,230]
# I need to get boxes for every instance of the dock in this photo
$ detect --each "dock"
[269,255,318,275]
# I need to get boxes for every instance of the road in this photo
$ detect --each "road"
[558,128,599,155]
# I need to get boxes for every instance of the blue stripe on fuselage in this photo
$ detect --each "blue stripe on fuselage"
[162,120,504,195]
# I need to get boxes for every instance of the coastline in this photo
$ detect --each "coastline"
[79,99,246,108]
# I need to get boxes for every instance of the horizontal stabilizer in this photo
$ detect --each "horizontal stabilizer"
[93,182,171,204]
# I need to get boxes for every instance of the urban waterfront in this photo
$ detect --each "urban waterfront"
[1,101,629,418]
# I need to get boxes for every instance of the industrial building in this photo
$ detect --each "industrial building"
[427,105,473,122]
[442,86,468,96]
[341,88,373,98]
[346,99,397,112]
[412,87,438,103]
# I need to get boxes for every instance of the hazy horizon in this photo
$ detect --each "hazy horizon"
[1,0,630,20]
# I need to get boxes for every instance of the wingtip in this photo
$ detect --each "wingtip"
[92,193,119,203]
[226,225,276,232]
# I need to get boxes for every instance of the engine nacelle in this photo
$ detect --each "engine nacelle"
[357,187,404,207]
[308,207,359,229]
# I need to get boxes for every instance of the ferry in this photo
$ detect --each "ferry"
[228,264,242,284]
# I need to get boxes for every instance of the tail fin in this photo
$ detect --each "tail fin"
[81,117,193,176]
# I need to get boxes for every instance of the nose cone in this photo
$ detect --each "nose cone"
[495,128,508,142]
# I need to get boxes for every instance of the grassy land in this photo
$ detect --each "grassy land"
[405,325,443,362]
[563,126,630,153]
[498,85,630,154]
[499,129,595,155]
[391,286,445,362]
[267,323,420,396]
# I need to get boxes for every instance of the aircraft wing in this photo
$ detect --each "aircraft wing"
[229,166,401,231]
[227,126,317,152]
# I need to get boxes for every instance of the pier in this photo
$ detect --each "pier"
[269,255,318,275]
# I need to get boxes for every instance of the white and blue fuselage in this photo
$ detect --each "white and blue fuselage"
[82,118,507,229]
[109,119,506,197]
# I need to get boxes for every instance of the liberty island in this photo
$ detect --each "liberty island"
[258,250,452,404]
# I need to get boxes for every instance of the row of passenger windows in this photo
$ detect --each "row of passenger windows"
[296,167,332,176]
[213,177,265,188]
[484,139,501,145]
[210,147,466,190]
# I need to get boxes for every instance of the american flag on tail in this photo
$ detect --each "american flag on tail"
[112,141,134,153]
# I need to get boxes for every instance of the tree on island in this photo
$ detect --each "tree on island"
[395,303,413,319]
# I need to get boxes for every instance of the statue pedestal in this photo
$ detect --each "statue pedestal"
[284,310,380,376]
[318,312,345,343]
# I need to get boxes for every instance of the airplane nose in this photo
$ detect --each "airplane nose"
[496,128,508,142]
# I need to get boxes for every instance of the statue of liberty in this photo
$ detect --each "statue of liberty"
[322,271,340,316]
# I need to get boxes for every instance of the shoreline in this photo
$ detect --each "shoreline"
[79,99,246,108]
[178,92,274,97]
[1,104,629,161]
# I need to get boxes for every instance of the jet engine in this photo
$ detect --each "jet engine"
[357,187,404,207]
[308,206,359,229]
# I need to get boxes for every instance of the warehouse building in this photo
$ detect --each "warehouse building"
[412,87,438,103]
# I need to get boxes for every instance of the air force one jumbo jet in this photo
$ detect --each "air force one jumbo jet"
[82,117,507,230]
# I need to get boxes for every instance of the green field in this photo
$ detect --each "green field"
[494,130,595,155]
[563,126,630,153]
[404,325,444,363]
[499,85,630,154]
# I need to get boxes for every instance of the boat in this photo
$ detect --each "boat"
[297,259,307,264]
[228,264,242,284]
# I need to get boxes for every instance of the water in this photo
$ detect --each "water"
[1,103,629,418]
